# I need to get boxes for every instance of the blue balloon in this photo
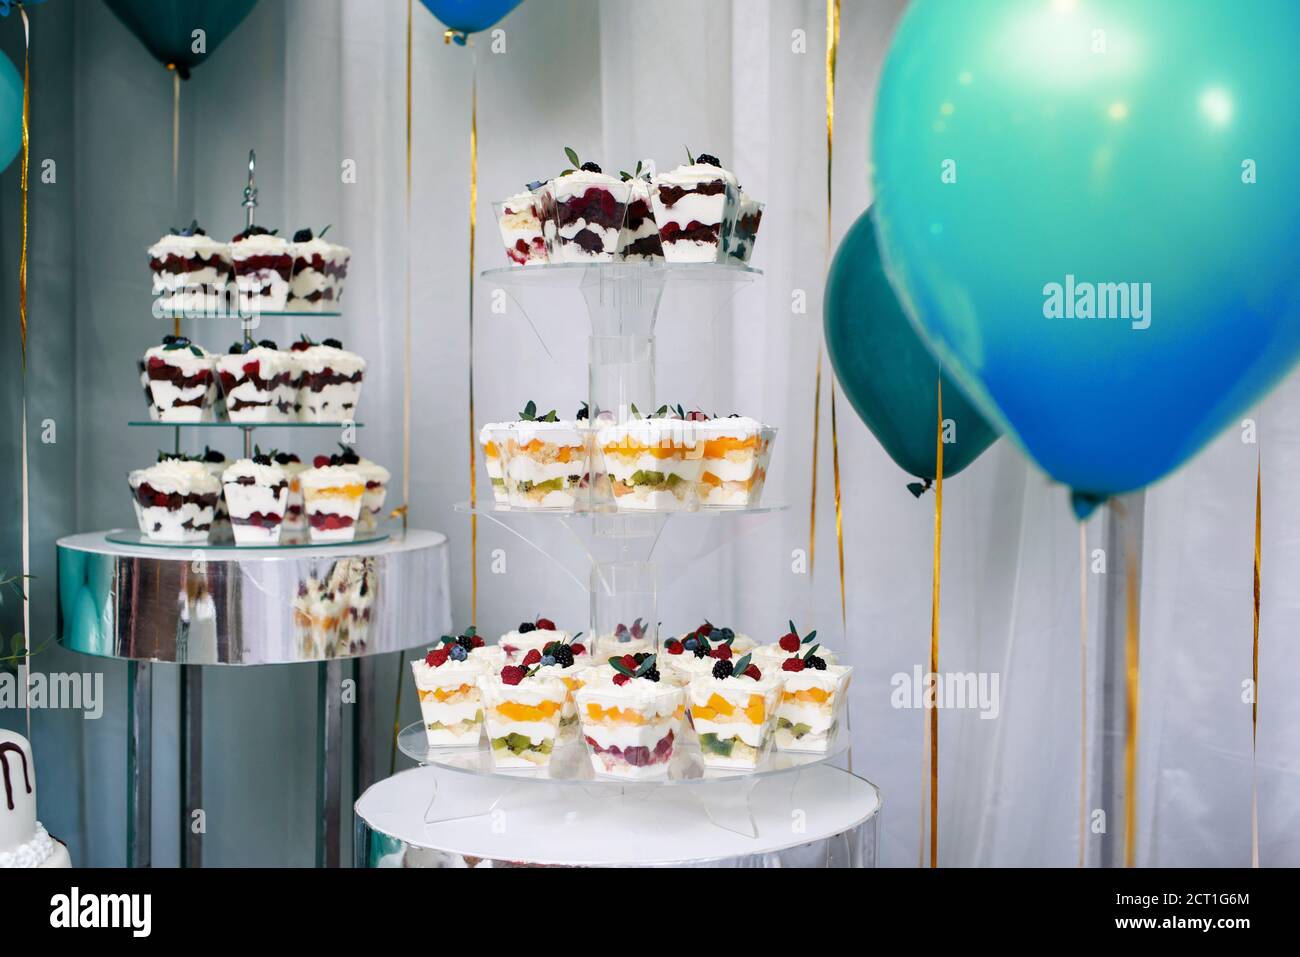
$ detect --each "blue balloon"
[0,51,20,174]
[419,0,522,38]
[104,0,258,79]
[873,0,1300,516]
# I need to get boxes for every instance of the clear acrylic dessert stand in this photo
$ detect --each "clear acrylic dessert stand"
[55,151,452,868]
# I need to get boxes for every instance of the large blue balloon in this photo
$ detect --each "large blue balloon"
[0,51,20,174]
[103,0,258,79]
[419,0,522,37]
[873,0,1300,515]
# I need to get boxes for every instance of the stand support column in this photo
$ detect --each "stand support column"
[180,665,203,867]
[127,660,152,867]
[316,658,343,867]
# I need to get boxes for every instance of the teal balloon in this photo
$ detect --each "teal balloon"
[873,0,1300,516]
[826,208,998,490]
[418,0,522,38]
[104,0,258,79]
[0,50,21,173]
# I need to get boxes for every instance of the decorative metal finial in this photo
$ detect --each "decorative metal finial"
[242,149,258,229]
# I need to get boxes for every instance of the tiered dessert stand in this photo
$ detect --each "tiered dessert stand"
[55,152,452,867]
[354,260,880,867]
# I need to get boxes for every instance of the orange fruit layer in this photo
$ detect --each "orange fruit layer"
[517,438,584,462]
[584,702,685,725]
[782,687,832,705]
[691,693,766,724]
[418,683,476,703]
[484,441,500,458]
[601,443,695,459]
[561,676,585,692]
[308,484,364,499]
[702,435,760,457]
[700,467,766,490]
[495,699,561,722]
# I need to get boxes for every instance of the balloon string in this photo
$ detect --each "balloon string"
[171,68,180,337]
[1079,521,1088,866]
[467,42,479,625]
[929,377,942,868]
[1123,504,1140,868]
[18,2,31,735]
[1251,449,1261,867]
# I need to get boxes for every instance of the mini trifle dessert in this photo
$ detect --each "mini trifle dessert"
[147,220,232,315]
[723,192,764,264]
[696,413,777,508]
[617,163,663,261]
[198,446,231,539]
[497,615,589,664]
[143,335,218,422]
[500,401,589,510]
[687,652,783,770]
[298,463,365,543]
[592,616,656,659]
[576,653,686,779]
[773,645,852,754]
[478,421,512,504]
[493,188,548,266]
[651,150,738,263]
[598,406,704,511]
[216,339,294,422]
[229,225,293,314]
[479,664,569,769]
[273,452,309,533]
[327,446,390,530]
[409,632,496,748]
[541,149,631,263]
[137,359,161,420]
[291,336,366,422]
[287,227,350,311]
[750,620,840,672]
[128,454,221,543]
[220,450,290,546]
[292,577,341,659]
[523,636,590,743]
[660,622,756,687]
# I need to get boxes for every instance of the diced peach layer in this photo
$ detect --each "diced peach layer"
[602,444,688,459]
[585,702,685,725]
[518,438,584,462]
[496,699,561,722]
[783,686,832,705]
[700,468,765,490]
[702,435,760,457]
[419,683,475,703]
[310,483,364,499]
[692,693,766,724]
[484,441,500,459]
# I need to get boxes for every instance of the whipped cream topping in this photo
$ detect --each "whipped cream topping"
[295,344,365,375]
[217,345,285,370]
[230,232,290,255]
[221,459,286,486]
[553,169,626,189]
[511,419,588,446]
[479,422,515,445]
[350,457,390,485]
[291,236,332,258]
[691,670,781,695]
[148,233,228,261]
[578,672,680,706]
[299,465,364,490]
[598,417,700,449]
[698,416,772,439]
[138,459,220,493]
[656,162,739,188]
[144,342,214,376]
[411,653,487,686]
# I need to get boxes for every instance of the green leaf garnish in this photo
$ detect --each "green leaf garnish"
[731,653,752,676]
[564,146,580,169]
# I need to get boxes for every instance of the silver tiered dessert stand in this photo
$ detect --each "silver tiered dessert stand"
[354,259,880,867]
[55,152,452,867]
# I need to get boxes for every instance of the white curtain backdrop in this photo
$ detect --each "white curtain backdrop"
[2,0,1295,866]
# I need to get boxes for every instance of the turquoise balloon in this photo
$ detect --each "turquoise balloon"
[418,0,522,37]
[826,208,998,489]
[104,0,258,79]
[0,50,21,173]
[873,0,1300,515]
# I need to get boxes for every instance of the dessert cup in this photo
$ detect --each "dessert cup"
[479,423,511,504]
[332,558,375,655]
[496,625,589,664]
[576,676,685,779]
[287,230,350,311]
[687,669,783,770]
[479,673,568,769]
[598,417,704,511]
[501,420,589,510]
[723,193,764,264]
[410,651,489,747]
[216,343,294,423]
[147,228,232,315]
[294,341,365,422]
[651,161,739,263]
[138,359,161,420]
[493,193,548,266]
[199,448,231,540]
[127,469,149,533]
[221,458,290,545]
[355,458,391,531]
[533,659,591,744]
[128,459,221,543]
[696,418,777,508]
[292,578,342,659]
[774,663,852,753]
[274,453,309,533]
[299,465,365,543]
[229,228,292,314]
[542,172,630,263]
[143,338,218,422]
[617,177,663,261]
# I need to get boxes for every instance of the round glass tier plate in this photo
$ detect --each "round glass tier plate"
[105,528,389,551]
[128,420,363,429]
[398,719,849,788]
[480,261,760,288]
[454,500,787,517]
[153,306,342,319]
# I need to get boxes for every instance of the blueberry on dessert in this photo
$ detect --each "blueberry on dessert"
[575,653,685,779]
[142,335,218,422]
[493,188,549,266]
[539,147,631,263]
[686,651,782,770]
[651,148,740,263]
[128,454,222,543]
[220,447,290,545]
[287,225,351,311]
[597,405,705,511]
[480,663,569,768]
[229,225,293,314]
[215,339,294,423]
[409,629,495,748]
[499,401,588,510]
[695,413,776,508]
[329,444,391,531]
[147,220,232,317]
[294,337,365,422]
[617,160,664,262]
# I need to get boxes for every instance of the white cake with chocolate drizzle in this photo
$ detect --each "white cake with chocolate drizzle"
[0,729,71,868]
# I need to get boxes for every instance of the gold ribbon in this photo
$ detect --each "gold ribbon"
[466,43,479,624]
[1123,505,1140,868]
[1078,522,1088,867]
[17,3,31,732]
[826,0,845,635]
[1251,451,1261,867]
[928,377,943,868]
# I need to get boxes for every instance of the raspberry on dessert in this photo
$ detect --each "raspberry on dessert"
[710,643,732,660]
[621,655,638,671]
[779,632,801,652]
[666,640,684,655]
[522,649,542,666]
[570,642,585,656]
[744,664,761,680]
[426,648,449,668]
[535,617,556,631]
[697,622,714,637]
[501,665,526,686]
[472,635,485,648]
[782,657,806,672]
[613,674,630,686]
[313,455,331,468]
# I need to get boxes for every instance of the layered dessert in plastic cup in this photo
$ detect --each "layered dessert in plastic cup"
[500,405,588,509]
[723,193,764,264]
[137,359,161,420]
[479,422,511,504]
[527,642,591,743]
[216,340,294,422]
[328,446,390,530]
[410,639,492,747]
[230,226,293,314]
[128,456,221,543]
[198,447,231,539]
[221,454,289,545]
[480,666,569,769]
[651,153,738,263]
[147,221,232,315]
[592,617,655,659]
[697,416,776,507]
[687,653,782,770]
[598,413,704,511]
[577,654,685,779]
[493,191,548,266]
[287,228,350,311]
[273,452,309,533]
[143,335,218,422]
[291,337,365,422]
[542,160,630,263]
[127,469,150,533]
[773,653,852,753]
[617,173,663,261]
[497,617,589,664]
[299,464,365,543]
[292,577,341,659]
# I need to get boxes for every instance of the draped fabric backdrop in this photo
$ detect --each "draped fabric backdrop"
[0,0,1295,866]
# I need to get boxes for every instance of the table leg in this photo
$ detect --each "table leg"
[127,660,152,868]
[316,659,343,867]
[353,656,375,800]
[180,665,203,867]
